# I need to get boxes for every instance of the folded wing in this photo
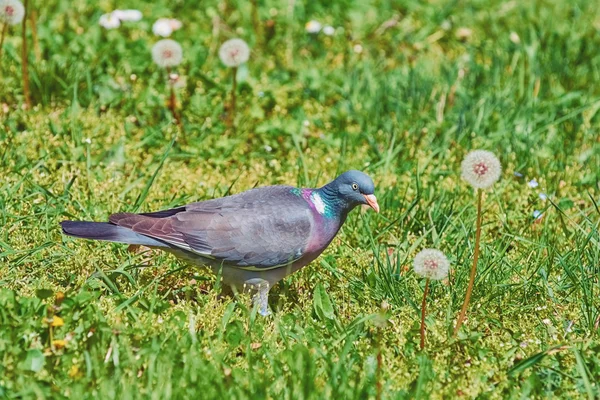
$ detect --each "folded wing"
[109,186,314,270]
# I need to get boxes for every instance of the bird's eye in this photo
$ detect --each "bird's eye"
[351,183,359,191]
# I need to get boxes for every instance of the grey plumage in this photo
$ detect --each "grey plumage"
[61,171,379,315]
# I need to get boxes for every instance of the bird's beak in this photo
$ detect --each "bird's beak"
[363,194,380,213]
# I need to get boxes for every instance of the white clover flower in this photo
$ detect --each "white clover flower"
[152,39,183,68]
[99,13,120,29]
[305,20,321,33]
[413,249,449,281]
[322,25,335,36]
[112,9,142,22]
[460,150,502,189]
[152,18,182,37]
[0,0,25,25]
[219,38,250,68]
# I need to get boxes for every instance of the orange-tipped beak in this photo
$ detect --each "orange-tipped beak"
[363,194,380,213]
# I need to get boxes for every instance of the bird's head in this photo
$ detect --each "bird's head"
[322,170,379,213]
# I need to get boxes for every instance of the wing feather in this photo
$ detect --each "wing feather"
[109,186,314,269]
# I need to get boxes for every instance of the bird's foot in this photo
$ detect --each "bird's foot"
[245,278,271,317]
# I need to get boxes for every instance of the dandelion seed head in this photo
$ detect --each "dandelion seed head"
[413,249,450,281]
[0,0,24,25]
[219,38,250,67]
[461,150,502,189]
[152,39,183,68]
[99,12,120,29]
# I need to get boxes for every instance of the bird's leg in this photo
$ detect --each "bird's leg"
[245,278,271,316]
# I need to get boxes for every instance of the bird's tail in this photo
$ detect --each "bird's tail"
[61,221,168,247]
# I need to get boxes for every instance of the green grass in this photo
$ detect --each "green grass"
[1,0,600,398]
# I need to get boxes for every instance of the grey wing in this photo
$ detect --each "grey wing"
[109,186,314,270]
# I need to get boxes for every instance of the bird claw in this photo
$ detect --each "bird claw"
[258,307,272,317]
[246,279,271,317]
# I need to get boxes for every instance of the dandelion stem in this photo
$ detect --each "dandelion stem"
[285,0,295,67]
[250,0,261,40]
[454,188,483,336]
[21,0,31,109]
[166,67,178,123]
[420,278,430,350]
[375,325,382,400]
[169,85,176,119]
[0,23,7,61]
[230,66,237,127]
[29,7,40,61]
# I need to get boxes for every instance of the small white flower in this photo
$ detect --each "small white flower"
[542,318,551,325]
[99,13,121,29]
[219,38,250,67]
[539,193,548,201]
[322,25,335,36]
[456,27,473,40]
[533,210,543,220]
[509,32,520,44]
[460,150,502,189]
[169,19,182,31]
[0,0,25,26]
[353,44,363,54]
[413,249,450,281]
[528,179,539,188]
[153,18,172,36]
[152,18,182,37]
[152,39,183,68]
[305,20,321,33]
[112,9,142,22]
[84,137,92,144]
[168,73,186,89]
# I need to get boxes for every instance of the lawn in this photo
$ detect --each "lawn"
[1,0,600,398]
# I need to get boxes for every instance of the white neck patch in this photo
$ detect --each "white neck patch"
[310,192,326,215]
